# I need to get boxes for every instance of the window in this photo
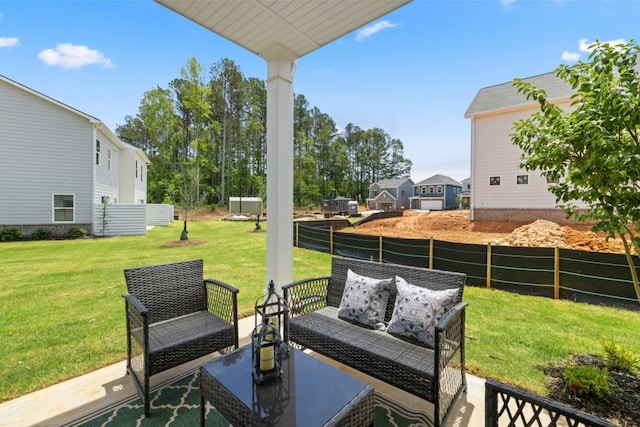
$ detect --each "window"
[436,185,443,193]
[517,175,529,185]
[95,140,101,165]
[373,190,378,196]
[53,194,74,222]
[140,164,143,181]
[401,190,405,196]
[546,176,559,184]
[421,186,427,194]
[490,176,501,186]
[107,149,112,171]
[135,160,138,178]
[429,186,435,193]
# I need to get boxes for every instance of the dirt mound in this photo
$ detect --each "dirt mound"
[497,220,567,248]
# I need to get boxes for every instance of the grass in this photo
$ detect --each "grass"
[1,219,639,402]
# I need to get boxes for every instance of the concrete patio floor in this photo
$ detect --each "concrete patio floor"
[0,315,488,426]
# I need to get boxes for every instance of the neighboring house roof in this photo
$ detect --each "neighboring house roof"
[466,53,640,118]
[415,174,462,187]
[0,74,149,165]
[462,177,471,184]
[370,178,414,189]
[464,71,572,118]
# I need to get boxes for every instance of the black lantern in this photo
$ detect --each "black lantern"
[252,280,289,383]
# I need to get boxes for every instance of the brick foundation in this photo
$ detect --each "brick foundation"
[472,208,588,225]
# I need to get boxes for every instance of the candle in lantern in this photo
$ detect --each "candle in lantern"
[259,343,275,371]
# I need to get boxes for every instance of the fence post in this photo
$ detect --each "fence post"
[486,242,492,288]
[429,237,434,269]
[330,226,333,255]
[295,222,299,247]
[554,247,560,299]
[379,235,383,263]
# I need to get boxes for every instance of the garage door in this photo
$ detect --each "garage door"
[420,200,443,210]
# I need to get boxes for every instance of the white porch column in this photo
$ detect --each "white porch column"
[264,45,297,291]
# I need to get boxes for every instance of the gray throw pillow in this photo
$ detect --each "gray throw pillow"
[337,269,393,327]
[387,275,459,348]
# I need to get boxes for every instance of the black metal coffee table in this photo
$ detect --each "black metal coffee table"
[199,345,374,426]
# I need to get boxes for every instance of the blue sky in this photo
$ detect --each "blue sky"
[1,0,639,183]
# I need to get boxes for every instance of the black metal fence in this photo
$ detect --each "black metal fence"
[294,221,640,311]
[484,379,617,427]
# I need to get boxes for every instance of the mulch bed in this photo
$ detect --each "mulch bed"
[545,354,640,426]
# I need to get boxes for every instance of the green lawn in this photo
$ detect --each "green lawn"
[1,219,639,402]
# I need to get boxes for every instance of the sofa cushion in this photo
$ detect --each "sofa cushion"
[337,269,393,327]
[386,276,459,348]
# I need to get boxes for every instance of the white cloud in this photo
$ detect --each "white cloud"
[578,37,626,53]
[37,43,114,69]
[561,51,580,62]
[0,36,19,48]
[562,38,628,63]
[356,20,399,42]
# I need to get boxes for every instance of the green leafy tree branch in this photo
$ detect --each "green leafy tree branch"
[511,39,640,304]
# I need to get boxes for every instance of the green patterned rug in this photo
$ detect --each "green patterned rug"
[64,370,433,426]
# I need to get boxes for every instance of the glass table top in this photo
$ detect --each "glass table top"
[201,345,372,426]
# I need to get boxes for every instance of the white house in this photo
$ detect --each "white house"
[0,74,151,237]
[464,71,587,223]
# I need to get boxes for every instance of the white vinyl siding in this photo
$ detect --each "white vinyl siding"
[95,128,121,204]
[471,105,579,210]
[0,79,93,225]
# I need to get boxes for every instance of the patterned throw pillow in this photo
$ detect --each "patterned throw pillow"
[337,269,393,327]
[387,276,459,348]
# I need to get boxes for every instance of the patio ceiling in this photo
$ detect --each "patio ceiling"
[153,0,412,60]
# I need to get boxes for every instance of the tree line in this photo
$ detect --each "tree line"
[116,57,412,209]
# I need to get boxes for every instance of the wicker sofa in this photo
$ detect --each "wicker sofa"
[123,259,239,417]
[283,256,467,427]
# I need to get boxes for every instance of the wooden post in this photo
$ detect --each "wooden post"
[554,247,560,299]
[486,242,492,288]
[330,226,333,255]
[429,237,434,269]
[295,222,299,247]
[379,235,383,263]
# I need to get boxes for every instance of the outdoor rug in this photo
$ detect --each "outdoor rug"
[63,369,434,427]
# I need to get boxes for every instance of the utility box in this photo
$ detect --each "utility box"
[321,196,352,217]
[229,197,263,215]
[348,201,359,216]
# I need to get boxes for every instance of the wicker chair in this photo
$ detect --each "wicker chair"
[123,259,239,417]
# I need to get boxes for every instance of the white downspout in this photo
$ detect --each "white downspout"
[469,118,475,222]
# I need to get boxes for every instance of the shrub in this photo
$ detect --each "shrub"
[563,365,612,399]
[602,340,640,374]
[67,227,88,239]
[0,227,22,242]
[30,227,53,240]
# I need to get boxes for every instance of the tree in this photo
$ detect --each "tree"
[511,39,640,304]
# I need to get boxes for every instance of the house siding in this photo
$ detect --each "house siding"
[95,128,121,204]
[470,105,585,211]
[133,149,147,203]
[0,79,93,225]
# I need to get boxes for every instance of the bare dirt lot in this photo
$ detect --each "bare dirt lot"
[352,209,625,253]
[190,207,625,253]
